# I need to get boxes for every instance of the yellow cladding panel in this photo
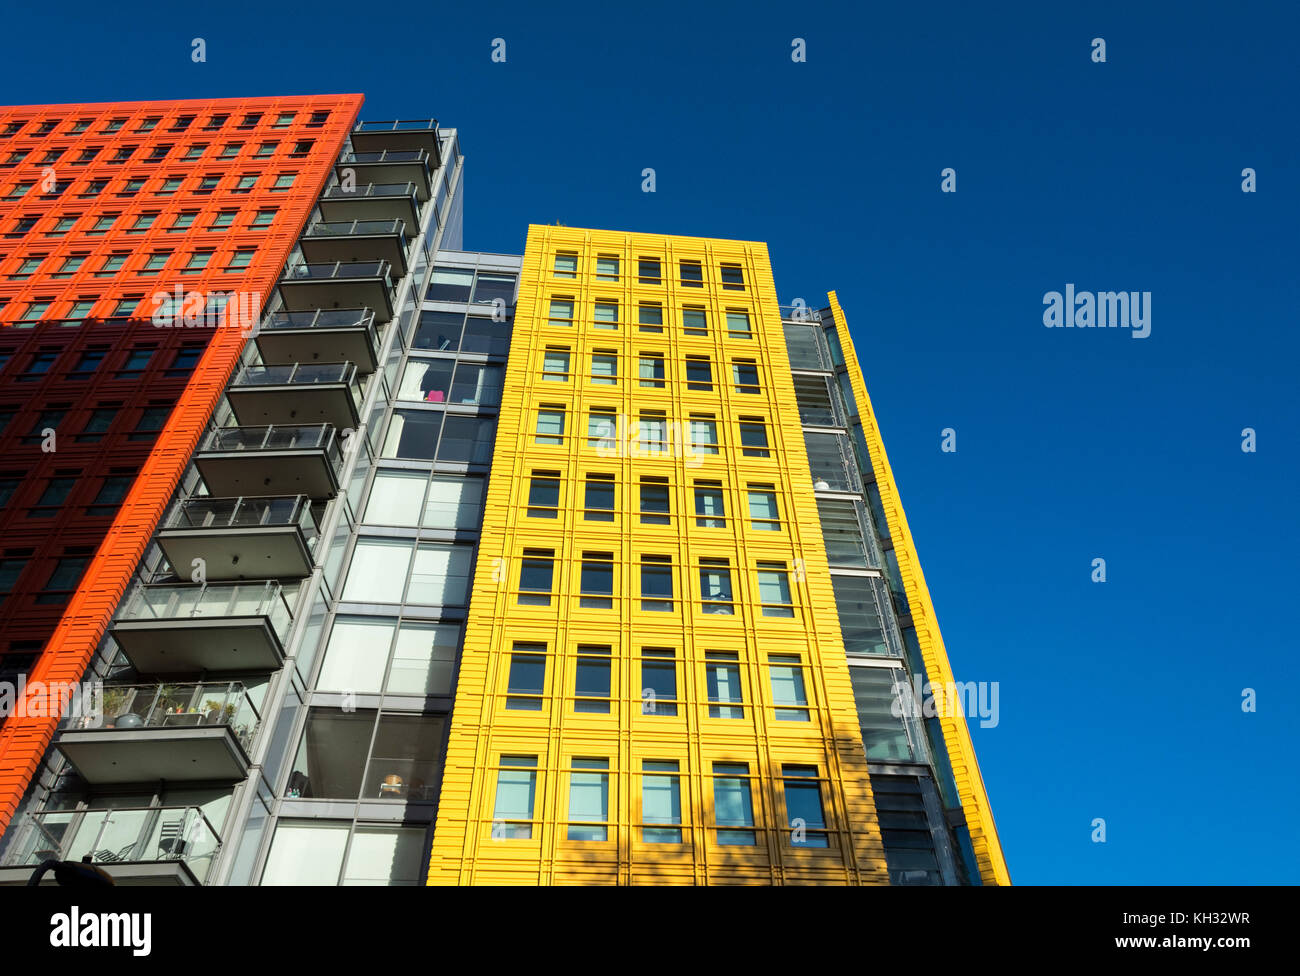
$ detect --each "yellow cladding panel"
[427,226,889,885]
[825,291,1011,886]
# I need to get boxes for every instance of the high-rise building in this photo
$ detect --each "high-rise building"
[0,95,1006,886]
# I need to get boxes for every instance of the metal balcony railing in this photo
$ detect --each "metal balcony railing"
[163,494,318,541]
[198,423,342,464]
[806,432,864,493]
[232,361,357,388]
[778,304,823,323]
[303,218,405,239]
[338,149,430,165]
[281,260,390,282]
[63,681,261,751]
[231,362,362,418]
[320,181,417,200]
[783,321,836,372]
[354,119,437,133]
[5,806,221,882]
[115,580,293,643]
[260,308,376,334]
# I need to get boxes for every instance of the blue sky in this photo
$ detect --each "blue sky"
[6,0,1297,884]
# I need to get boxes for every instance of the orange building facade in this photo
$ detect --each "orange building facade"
[0,95,363,833]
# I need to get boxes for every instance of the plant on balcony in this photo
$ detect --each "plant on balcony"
[100,687,131,721]
[154,684,184,719]
[205,700,238,724]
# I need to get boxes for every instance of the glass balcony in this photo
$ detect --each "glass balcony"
[195,424,343,500]
[779,304,823,323]
[110,580,293,674]
[783,321,835,371]
[350,119,440,159]
[792,374,845,428]
[318,181,420,229]
[806,432,864,493]
[1,806,220,886]
[227,361,362,430]
[336,149,432,200]
[56,681,260,785]
[255,308,379,373]
[300,218,409,273]
[158,495,318,581]
[278,260,394,322]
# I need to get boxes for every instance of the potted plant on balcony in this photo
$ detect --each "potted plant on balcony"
[100,688,131,729]
[205,700,237,725]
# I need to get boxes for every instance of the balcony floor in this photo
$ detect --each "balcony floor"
[158,526,314,581]
[111,616,285,673]
[56,725,250,784]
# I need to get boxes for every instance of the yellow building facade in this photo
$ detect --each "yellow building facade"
[427,226,1005,885]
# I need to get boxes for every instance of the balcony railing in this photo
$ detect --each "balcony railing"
[783,321,836,371]
[116,580,293,644]
[354,119,437,133]
[779,304,823,323]
[260,308,375,333]
[338,149,430,165]
[281,260,390,282]
[303,218,405,239]
[806,432,864,493]
[163,493,317,539]
[5,806,221,883]
[63,681,261,751]
[199,423,341,462]
[232,360,358,389]
[320,182,417,200]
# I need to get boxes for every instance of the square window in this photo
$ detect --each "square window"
[588,408,617,451]
[739,418,770,458]
[640,556,673,612]
[725,309,752,338]
[590,351,617,385]
[688,416,719,455]
[637,304,663,333]
[506,646,546,710]
[642,761,682,842]
[733,360,761,394]
[694,482,725,528]
[747,486,780,530]
[580,552,615,609]
[527,472,561,518]
[638,354,665,388]
[782,765,828,845]
[595,254,619,280]
[685,356,712,390]
[547,298,575,326]
[574,646,612,714]
[682,306,708,336]
[568,758,610,840]
[769,655,810,721]
[699,560,734,615]
[757,563,795,617]
[713,762,756,843]
[584,474,616,521]
[641,648,677,716]
[679,260,703,287]
[593,299,619,329]
[518,550,555,606]
[639,479,670,525]
[706,653,745,718]
[493,756,537,839]
[553,252,578,278]
[720,264,745,290]
[637,257,661,284]
[535,406,566,445]
[541,346,570,381]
